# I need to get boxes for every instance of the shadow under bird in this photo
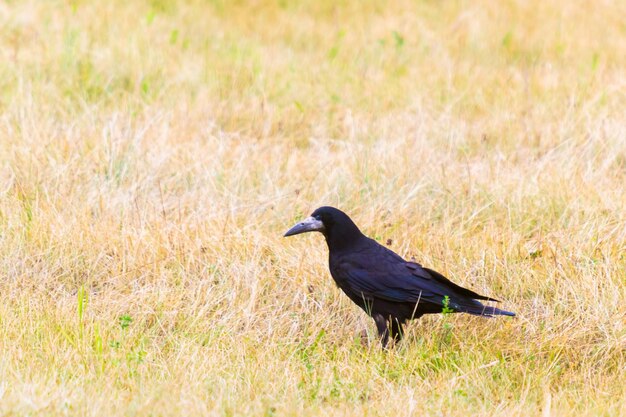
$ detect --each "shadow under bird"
[284,206,515,348]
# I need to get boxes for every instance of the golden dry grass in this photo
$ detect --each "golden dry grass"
[0,0,625,415]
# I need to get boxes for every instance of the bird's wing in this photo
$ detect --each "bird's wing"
[336,246,495,311]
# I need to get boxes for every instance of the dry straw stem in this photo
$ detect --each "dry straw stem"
[0,0,625,416]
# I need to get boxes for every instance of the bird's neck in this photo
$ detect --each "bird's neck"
[323,225,366,252]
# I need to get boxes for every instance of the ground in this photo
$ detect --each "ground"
[0,0,624,415]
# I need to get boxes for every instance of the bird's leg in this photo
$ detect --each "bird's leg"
[373,314,390,348]
[391,318,404,344]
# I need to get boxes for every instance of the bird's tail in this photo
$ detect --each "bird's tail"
[449,295,515,317]
[469,305,515,317]
[489,307,515,317]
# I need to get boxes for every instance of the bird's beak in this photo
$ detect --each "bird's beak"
[284,217,325,237]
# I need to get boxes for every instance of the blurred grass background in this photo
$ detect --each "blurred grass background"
[0,0,624,415]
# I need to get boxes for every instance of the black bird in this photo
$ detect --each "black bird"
[284,206,515,348]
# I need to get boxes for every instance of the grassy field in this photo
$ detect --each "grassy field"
[1,0,625,415]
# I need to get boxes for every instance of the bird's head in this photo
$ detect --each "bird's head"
[284,206,364,249]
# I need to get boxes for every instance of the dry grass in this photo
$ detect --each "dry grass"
[0,0,625,415]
